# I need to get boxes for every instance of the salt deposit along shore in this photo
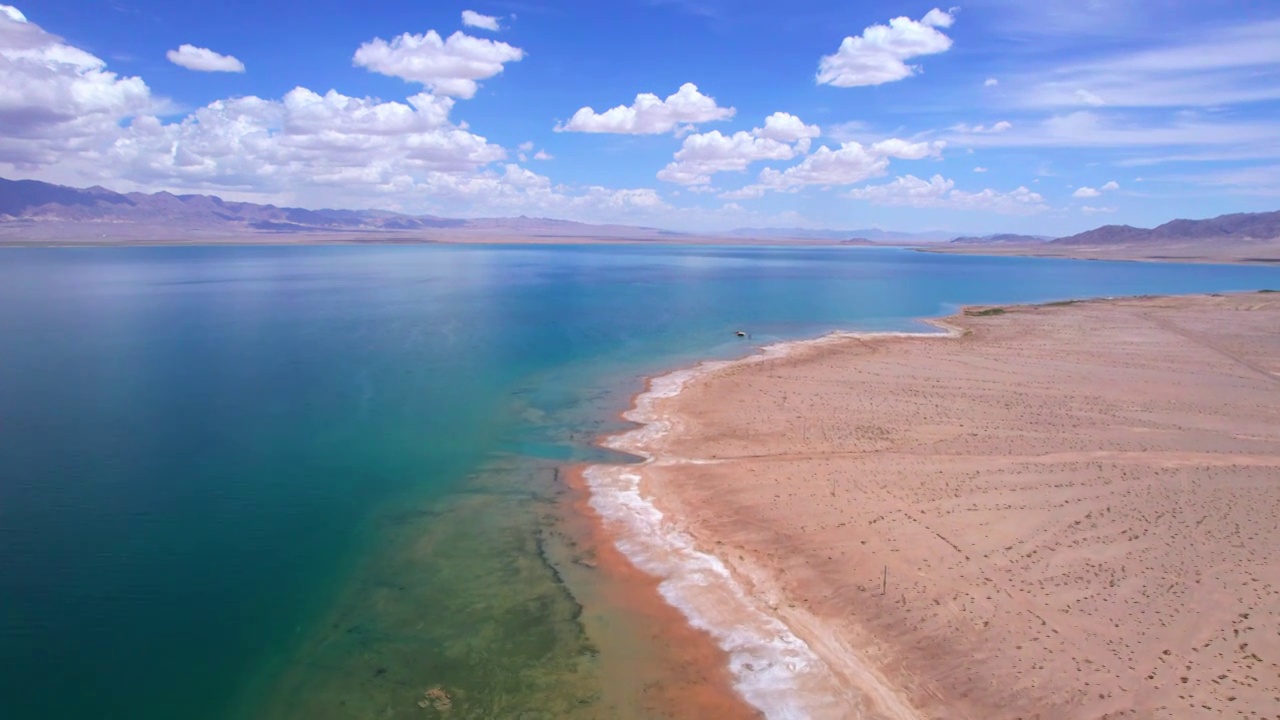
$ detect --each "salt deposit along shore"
[585,292,1280,719]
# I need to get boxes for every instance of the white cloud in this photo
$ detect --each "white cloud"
[657,111,821,185]
[1074,89,1105,106]
[0,5,765,227]
[166,44,245,73]
[816,8,955,88]
[533,149,553,160]
[870,138,945,160]
[103,88,505,193]
[753,111,820,143]
[517,141,534,152]
[944,111,1280,150]
[715,134,943,196]
[657,130,797,185]
[847,174,1047,214]
[758,141,890,189]
[984,77,999,87]
[1149,165,1280,197]
[954,120,1012,134]
[921,8,955,28]
[556,83,734,134]
[1012,19,1280,110]
[461,10,500,31]
[352,29,523,99]
[973,166,988,172]
[719,185,766,200]
[1073,180,1119,199]
[822,120,871,143]
[1081,205,1116,214]
[0,4,154,165]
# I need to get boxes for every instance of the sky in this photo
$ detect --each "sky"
[2,0,1279,234]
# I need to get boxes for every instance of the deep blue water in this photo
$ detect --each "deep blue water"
[0,244,1275,719]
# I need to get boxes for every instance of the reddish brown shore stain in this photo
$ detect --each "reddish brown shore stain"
[558,464,760,720]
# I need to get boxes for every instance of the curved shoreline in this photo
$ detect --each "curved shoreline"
[583,321,962,719]
[584,292,1280,719]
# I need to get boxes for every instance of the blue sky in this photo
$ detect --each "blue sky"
[3,0,1279,234]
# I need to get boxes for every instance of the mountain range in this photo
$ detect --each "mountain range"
[1052,211,1280,246]
[0,177,690,242]
[2,177,1278,254]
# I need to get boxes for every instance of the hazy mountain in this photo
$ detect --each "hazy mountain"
[0,177,464,233]
[0,177,724,242]
[1053,211,1280,246]
[5,177,1277,250]
[950,233,1051,245]
[728,227,955,243]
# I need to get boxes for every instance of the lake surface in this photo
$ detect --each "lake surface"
[1,244,1276,719]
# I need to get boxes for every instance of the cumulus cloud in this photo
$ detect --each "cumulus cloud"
[105,88,506,193]
[847,174,1047,214]
[816,8,955,88]
[753,111,821,143]
[0,4,153,165]
[870,138,945,160]
[166,44,245,73]
[461,10,500,31]
[556,83,734,134]
[984,77,999,87]
[657,130,797,185]
[1082,205,1116,214]
[715,132,947,197]
[758,142,890,189]
[1074,180,1120,198]
[0,5,695,225]
[353,29,523,98]
[657,111,822,185]
[533,149,553,160]
[973,166,988,172]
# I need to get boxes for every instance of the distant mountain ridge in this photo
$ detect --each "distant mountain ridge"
[2,177,1278,247]
[0,177,467,233]
[729,226,955,243]
[1053,211,1280,246]
[950,233,1051,245]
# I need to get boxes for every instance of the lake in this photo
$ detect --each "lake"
[1,244,1275,719]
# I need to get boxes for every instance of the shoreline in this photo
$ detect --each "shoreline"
[4,239,1279,266]
[583,325,964,719]
[914,245,1280,266]
[581,291,1280,718]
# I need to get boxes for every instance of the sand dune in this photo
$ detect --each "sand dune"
[624,293,1280,718]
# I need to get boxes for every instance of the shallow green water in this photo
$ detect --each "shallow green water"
[1,244,1276,719]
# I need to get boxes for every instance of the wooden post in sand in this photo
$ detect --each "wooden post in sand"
[882,565,887,595]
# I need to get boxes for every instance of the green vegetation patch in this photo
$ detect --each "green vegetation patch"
[965,307,1007,317]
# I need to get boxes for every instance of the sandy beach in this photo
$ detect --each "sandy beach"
[587,292,1280,719]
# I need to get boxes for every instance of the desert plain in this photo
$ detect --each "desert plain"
[631,292,1280,719]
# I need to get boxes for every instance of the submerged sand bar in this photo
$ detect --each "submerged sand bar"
[591,293,1280,719]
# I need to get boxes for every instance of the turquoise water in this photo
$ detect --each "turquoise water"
[0,244,1276,719]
